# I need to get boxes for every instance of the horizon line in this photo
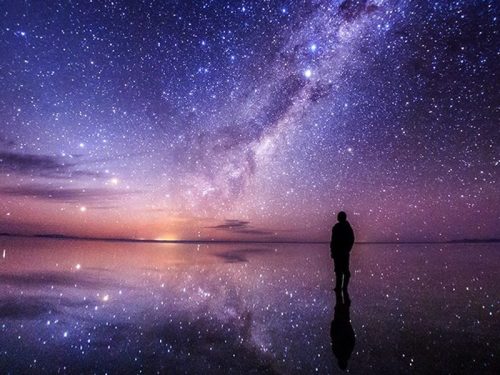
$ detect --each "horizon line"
[0,232,498,245]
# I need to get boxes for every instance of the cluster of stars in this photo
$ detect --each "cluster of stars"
[0,0,497,242]
[0,239,497,372]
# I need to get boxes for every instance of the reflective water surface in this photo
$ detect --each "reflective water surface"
[0,236,498,373]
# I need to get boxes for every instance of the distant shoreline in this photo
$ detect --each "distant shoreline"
[0,232,498,245]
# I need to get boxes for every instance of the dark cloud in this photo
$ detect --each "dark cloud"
[214,247,272,263]
[258,75,305,128]
[0,271,118,289]
[0,151,100,179]
[0,295,93,319]
[0,184,136,203]
[209,219,250,229]
[309,82,334,102]
[338,0,379,22]
[0,136,16,148]
[207,220,274,236]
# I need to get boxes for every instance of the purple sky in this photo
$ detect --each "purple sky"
[0,1,498,241]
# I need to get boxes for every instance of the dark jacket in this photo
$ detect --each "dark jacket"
[330,221,354,258]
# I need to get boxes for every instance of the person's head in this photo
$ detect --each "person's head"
[337,211,347,222]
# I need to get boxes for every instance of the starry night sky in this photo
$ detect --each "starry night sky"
[0,0,498,241]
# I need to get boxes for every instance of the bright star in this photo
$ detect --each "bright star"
[304,69,312,78]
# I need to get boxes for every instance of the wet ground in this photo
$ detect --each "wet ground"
[0,236,498,373]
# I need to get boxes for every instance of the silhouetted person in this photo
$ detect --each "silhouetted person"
[331,290,355,371]
[330,211,354,291]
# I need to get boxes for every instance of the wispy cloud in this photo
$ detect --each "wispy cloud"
[0,295,92,319]
[207,220,273,236]
[0,184,136,203]
[214,247,272,263]
[0,271,117,289]
[0,137,16,148]
[209,219,250,230]
[0,151,100,179]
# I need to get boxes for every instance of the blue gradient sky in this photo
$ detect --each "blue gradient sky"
[0,1,498,241]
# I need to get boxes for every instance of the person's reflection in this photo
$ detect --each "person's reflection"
[330,290,355,371]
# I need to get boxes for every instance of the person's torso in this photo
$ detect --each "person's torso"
[331,222,353,251]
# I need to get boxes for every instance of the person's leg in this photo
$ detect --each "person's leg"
[334,254,347,290]
[343,254,351,290]
[333,256,342,290]
[343,271,350,290]
[335,272,343,291]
